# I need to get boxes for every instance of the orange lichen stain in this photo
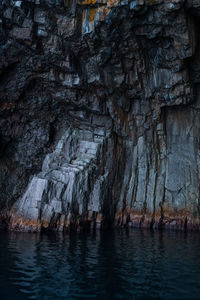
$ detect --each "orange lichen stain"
[10,215,41,231]
[79,0,121,23]
[79,0,97,5]
[89,8,96,22]
[114,207,191,223]
[9,210,40,229]
[162,203,189,218]
[79,0,120,6]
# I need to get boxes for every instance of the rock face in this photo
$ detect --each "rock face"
[0,0,200,231]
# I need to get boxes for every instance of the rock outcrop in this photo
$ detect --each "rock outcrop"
[0,0,200,231]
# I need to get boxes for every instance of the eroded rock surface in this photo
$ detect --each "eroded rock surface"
[0,0,200,231]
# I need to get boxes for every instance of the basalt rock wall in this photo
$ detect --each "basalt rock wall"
[0,0,200,231]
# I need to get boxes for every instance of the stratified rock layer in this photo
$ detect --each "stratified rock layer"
[0,0,200,231]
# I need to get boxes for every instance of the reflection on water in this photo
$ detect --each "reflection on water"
[0,230,200,299]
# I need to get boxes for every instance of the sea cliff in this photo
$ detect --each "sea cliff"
[0,0,200,231]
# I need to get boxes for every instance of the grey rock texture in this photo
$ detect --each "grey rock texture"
[0,0,200,231]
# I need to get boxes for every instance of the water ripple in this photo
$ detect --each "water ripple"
[0,230,200,299]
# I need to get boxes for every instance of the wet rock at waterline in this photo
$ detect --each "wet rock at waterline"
[0,0,200,231]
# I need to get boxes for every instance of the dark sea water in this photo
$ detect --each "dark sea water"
[0,230,200,300]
